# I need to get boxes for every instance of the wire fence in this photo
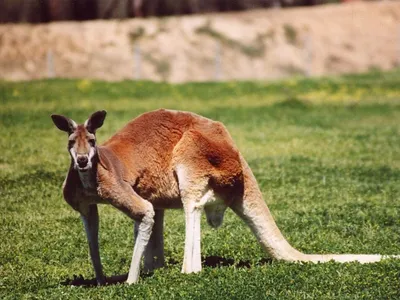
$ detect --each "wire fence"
[42,37,317,81]
[1,2,399,83]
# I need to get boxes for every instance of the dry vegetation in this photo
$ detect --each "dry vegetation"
[0,2,399,82]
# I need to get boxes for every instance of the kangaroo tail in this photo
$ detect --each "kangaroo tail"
[230,155,398,264]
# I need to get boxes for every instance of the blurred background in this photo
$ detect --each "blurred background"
[0,0,399,82]
[0,0,342,22]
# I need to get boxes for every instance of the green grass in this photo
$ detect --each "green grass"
[1,70,400,299]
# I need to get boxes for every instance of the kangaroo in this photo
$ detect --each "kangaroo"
[51,109,397,285]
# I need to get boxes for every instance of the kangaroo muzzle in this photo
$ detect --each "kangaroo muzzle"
[70,147,95,172]
[77,155,89,168]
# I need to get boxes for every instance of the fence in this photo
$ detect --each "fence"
[43,34,316,81]
[0,2,399,83]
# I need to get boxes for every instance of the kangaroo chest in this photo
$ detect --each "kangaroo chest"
[78,170,99,197]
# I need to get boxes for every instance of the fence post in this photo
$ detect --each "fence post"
[47,49,55,78]
[304,34,312,77]
[272,0,281,9]
[134,44,141,80]
[398,25,400,66]
[215,41,222,81]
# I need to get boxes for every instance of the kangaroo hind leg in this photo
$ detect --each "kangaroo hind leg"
[175,164,214,274]
[173,129,241,273]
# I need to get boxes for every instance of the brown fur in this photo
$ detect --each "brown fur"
[100,109,243,209]
[73,125,92,153]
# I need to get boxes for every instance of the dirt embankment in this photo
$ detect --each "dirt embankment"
[0,2,399,82]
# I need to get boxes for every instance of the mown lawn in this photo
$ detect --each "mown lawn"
[1,70,400,299]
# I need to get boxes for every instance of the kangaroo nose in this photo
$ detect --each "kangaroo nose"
[77,156,88,168]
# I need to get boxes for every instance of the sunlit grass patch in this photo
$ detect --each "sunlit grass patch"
[1,70,400,299]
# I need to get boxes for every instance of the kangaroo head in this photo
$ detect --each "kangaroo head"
[51,110,107,172]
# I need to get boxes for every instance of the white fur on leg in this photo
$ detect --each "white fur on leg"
[127,214,154,284]
[177,165,217,274]
[182,205,195,273]
[182,189,214,274]
[192,208,202,272]
[182,207,202,273]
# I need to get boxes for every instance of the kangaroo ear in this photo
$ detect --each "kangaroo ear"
[85,110,107,133]
[51,114,77,134]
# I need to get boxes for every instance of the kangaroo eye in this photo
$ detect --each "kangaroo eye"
[88,139,96,146]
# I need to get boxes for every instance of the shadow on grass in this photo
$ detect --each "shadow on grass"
[61,256,273,287]
[61,273,131,287]
[202,255,272,268]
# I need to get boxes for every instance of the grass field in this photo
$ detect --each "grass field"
[1,70,400,299]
